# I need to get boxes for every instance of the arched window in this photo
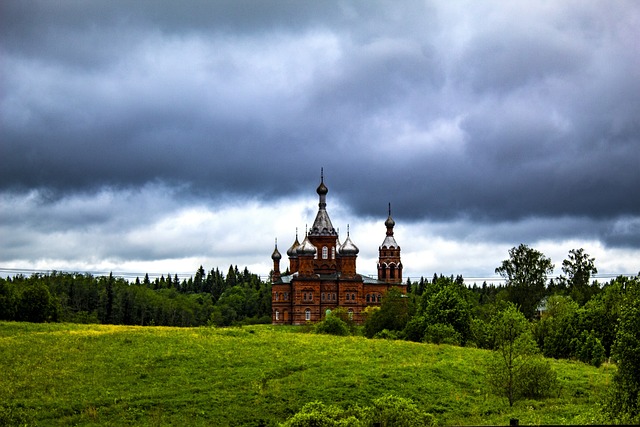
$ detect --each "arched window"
[322,246,328,259]
[366,294,370,303]
[390,264,396,279]
[305,308,311,321]
[275,310,280,321]
[284,292,289,301]
[348,309,354,320]
[322,292,325,301]
[351,293,356,301]
[274,292,279,301]
[345,292,350,301]
[377,294,381,303]
[332,247,336,259]
[309,292,313,301]
[303,292,307,301]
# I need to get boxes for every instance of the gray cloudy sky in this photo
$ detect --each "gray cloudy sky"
[1,0,639,281]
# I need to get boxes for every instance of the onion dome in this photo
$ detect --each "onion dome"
[297,235,317,256]
[287,231,301,257]
[316,180,328,196]
[316,167,328,195]
[385,202,395,228]
[271,241,282,261]
[340,226,359,255]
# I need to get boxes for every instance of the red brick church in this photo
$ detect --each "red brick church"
[270,172,405,325]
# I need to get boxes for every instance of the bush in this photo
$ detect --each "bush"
[423,323,461,345]
[469,317,493,349]
[315,315,350,336]
[280,396,436,427]
[402,315,428,342]
[572,330,606,367]
[369,395,436,427]
[517,356,559,399]
[373,329,400,340]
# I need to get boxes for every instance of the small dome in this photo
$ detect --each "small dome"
[287,236,300,257]
[385,215,395,228]
[297,235,317,255]
[271,245,282,261]
[340,231,359,255]
[385,203,395,228]
[316,180,328,196]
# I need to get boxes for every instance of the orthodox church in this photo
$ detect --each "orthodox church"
[270,172,405,325]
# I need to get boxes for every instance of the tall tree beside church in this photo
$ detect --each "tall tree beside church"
[495,244,554,320]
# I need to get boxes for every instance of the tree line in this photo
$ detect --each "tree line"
[0,265,271,327]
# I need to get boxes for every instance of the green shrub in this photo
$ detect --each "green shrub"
[373,329,399,340]
[422,323,461,345]
[572,330,606,367]
[403,315,427,342]
[369,395,436,427]
[280,396,435,427]
[315,315,350,336]
[517,356,559,399]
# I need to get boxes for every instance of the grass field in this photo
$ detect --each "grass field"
[0,322,613,426]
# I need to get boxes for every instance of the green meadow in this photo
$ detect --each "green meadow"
[1,322,612,426]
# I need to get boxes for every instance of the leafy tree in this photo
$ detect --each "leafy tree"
[572,330,606,367]
[607,275,640,423]
[534,295,580,359]
[487,304,556,406]
[495,244,554,320]
[421,279,472,344]
[580,277,624,357]
[562,248,598,305]
[17,283,59,323]
[0,280,18,320]
[364,288,412,338]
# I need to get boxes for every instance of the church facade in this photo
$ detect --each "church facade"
[270,174,405,325]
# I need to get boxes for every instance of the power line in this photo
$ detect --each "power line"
[1,266,636,283]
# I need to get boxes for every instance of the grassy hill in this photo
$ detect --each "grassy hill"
[0,322,612,426]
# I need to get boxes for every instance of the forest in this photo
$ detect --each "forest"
[0,265,271,327]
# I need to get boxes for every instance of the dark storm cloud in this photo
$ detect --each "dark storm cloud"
[2,0,639,251]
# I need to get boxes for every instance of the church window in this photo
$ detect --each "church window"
[309,292,313,301]
[377,294,381,303]
[322,292,325,301]
[305,308,311,321]
[322,246,328,259]
[348,309,354,320]
[275,310,279,321]
[303,292,307,301]
[345,292,350,301]
[284,292,289,301]
[332,247,335,259]
[351,293,356,301]
[274,292,278,301]
[366,294,370,303]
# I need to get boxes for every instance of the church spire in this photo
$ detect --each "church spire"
[309,168,336,236]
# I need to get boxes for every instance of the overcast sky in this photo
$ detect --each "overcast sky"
[1,0,639,282]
